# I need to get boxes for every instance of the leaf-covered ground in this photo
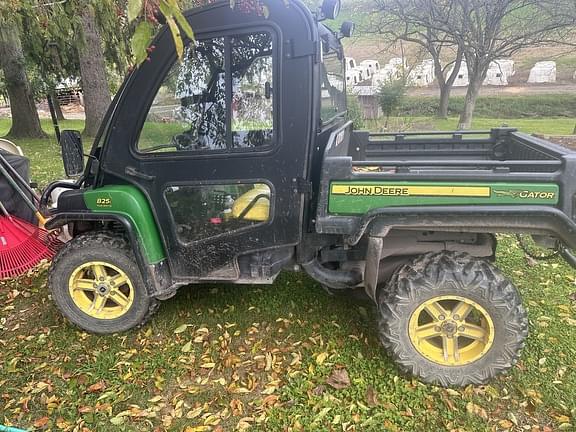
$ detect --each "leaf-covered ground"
[1,119,576,431]
[1,238,576,431]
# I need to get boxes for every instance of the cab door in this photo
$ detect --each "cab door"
[99,5,316,280]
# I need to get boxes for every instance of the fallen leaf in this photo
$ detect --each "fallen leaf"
[110,416,125,425]
[315,352,328,365]
[174,324,190,334]
[262,394,279,407]
[446,388,460,396]
[33,417,49,428]
[366,386,379,407]
[498,419,513,429]
[87,381,106,393]
[186,407,203,419]
[466,402,488,420]
[441,393,456,411]
[312,385,325,396]
[326,368,350,390]
[401,407,414,417]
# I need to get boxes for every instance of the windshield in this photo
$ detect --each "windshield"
[320,32,346,123]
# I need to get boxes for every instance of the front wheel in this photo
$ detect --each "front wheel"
[378,252,528,387]
[48,232,158,334]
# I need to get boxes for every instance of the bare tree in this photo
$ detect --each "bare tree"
[370,0,464,119]
[371,0,576,129]
[430,0,575,129]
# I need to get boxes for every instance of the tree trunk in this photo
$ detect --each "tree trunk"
[458,81,480,129]
[77,5,111,137]
[434,48,463,119]
[438,84,451,119]
[457,66,487,130]
[0,19,46,139]
[49,91,65,121]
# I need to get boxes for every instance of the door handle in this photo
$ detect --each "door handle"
[125,166,156,181]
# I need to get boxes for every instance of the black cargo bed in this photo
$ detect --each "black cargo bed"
[349,128,565,174]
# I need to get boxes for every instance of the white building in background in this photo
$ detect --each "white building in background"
[346,69,361,86]
[352,67,368,83]
[372,67,394,87]
[484,62,507,86]
[345,57,374,83]
[449,62,470,87]
[345,57,357,72]
[371,58,406,86]
[483,59,515,86]
[408,59,435,87]
[358,63,374,80]
[360,60,381,76]
[496,59,515,77]
[528,61,556,83]
[388,57,406,68]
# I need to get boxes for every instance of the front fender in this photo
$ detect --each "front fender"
[46,212,172,297]
[51,185,166,264]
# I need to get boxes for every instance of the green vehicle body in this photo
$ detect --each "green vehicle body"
[81,181,561,267]
[328,181,559,215]
[83,186,166,264]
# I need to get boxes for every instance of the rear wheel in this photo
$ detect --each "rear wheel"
[378,252,528,387]
[49,232,158,334]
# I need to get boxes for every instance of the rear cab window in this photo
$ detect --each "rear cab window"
[319,25,346,124]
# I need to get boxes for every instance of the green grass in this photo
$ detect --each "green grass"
[1,116,576,430]
[0,119,84,187]
[366,116,576,136]
[399,94,576,119]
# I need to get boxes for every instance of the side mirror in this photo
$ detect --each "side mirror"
[340,21,355,38]
[320,0,341,20]
[60,130,85,177]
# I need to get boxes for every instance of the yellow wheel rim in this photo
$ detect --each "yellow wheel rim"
[408,295,495,366]
[68,261,134,320]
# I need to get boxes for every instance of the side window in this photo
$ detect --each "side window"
[165,183,271,243]
[138,31,274,154]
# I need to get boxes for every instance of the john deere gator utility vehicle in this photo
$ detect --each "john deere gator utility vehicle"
[43,0,576,386]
